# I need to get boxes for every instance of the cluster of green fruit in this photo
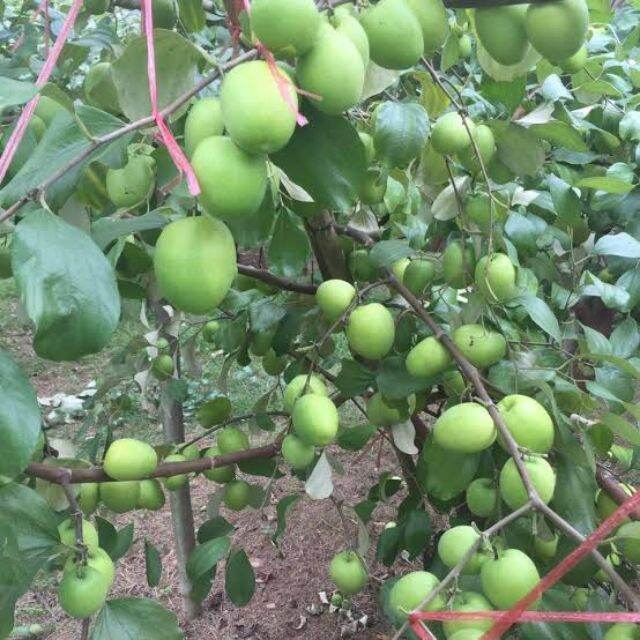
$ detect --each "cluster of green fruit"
[474,0,589,73]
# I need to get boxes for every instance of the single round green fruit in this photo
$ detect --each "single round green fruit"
[452,324,506,369]
[316,279,356,323]
[466,193,508,230]
[391,257,411,283]
[152,0,177,29]
[154,216,237,315]
[78,483,100,515]
[438,526,486,574]
[203,446,236,483]
[217,427,249,454]
[224,479,252,511]
[346,303,395,360]
[405,0,448,55]
[604,623,640,640]
[499,456,556,510]
[155,337,170,353]
[497,394,555,453]
[475,253,517,303]
[58,566,110,619]
[64,547,115,589]
[162,453,188,491]
[104,438,158,481]
[616,522,640,564]
[431,112,477,156]
[480,548,540,609]
[388,571,445,622]
[84,62,120,115]
[360,169,387,204]
[137,478,166,510]
[293,394,339,446]
[202,320,220,343]
[152,354,174,380]
[475,5,528,66]
[466,478,498,518]
[263,349,287,375]
[366,392,416,426]
[282,434,315,469]
[433,402,496,453]
[251,0,321,58]
[457,125,496,175]
[283,374,328,413]
[458,34,472,58]
[100,481,140,513]
[58,518,99,548]
[559,44,588,73]
[181,443,199,461]
[534,533,559,560]
[184,98,224,158]
[403,259,436,296]
[361,0,424,70]
[443,591,494,637]
[297,25,365,115]
[406,336,451,379]
[329,550,367,596]
[332,9,370,66]
[525,0,589,63]
[106,155,155,209]
[192,136,267,219]
[596,485,636,522]
[442,241,475,288]
[221,61,297,154]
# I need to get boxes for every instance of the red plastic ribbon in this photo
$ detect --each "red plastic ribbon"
[0,0,81,185]
[141,0,200,195]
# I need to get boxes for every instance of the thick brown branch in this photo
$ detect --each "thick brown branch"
[237,263,317,295]
[596,464,640,520]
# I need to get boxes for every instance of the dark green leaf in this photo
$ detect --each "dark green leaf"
[376,524,401,566]
[186,536,231,581]
[225,548,255,606]
[495,123,545,177]
[547,174,583,228]
[578,177,634,194]
[196,396,231,428]
[272,494,301,546]
[144,539,162,587]
[599,413,640,446]
[593,232,640,258]
[553,454,598,536]
[337,424,377,451]
[333,358,375,398]
[354,499,376,524]
[249,298,286,332]
[267,209,310,278]
[197,517,234,544]
[402,509,430,559]
[237,457,283,478]
[369,239,412,268]
[376,356,429,400]
[108,523,134,562]
[0,78,37,111]
[178,0,205,32]
[91,211,169,250]
[610,317,640,358]
[515,294,561,342]
[373,101,429,168]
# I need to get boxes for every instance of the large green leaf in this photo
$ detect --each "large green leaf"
[91,598,183,640]
[495,122,545,177]
[225,548,255,606]
[186,536,231,582]
[91,211,169,250]
[0,78,37,112]
[553,454,598,536]
[267,209,310,277]
[0,351,41,478]
[516,294,561,343]
[12,209,120,361]
[272,111,366,211]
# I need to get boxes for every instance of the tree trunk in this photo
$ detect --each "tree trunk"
[305,210,350,281]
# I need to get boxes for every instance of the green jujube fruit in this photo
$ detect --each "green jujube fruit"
[475,253,517,303]
[332,8,370,66]
[466,193,508,230]
[203,446,236,483]
[221,61,297,154]
[406,336,451,379]
[403,259,436,295]
[58,567,110,619]
[162,453,189,491]
[437,526,486,574]
[281,434,315,469]
[442,241,476,288]
[346,303,395,360]
[496,394,555,453]
[457,124,496,175]
[480,549,540,610]
[404,0,448,55]
[192,136,267,219]
[433,402,496,453]
[283,374,328,413]
[316,279,356,322]
[559,44,588,73]
[474,5,529,66]
[100,481,140,513]
[452,324,506,369]
[106,156,155,209]
[293,394,339,446]
[103,438,158,480]
[367,392,416,426]
[431,112,477,156]
[137,478,166,510]
[388,571,445,621]
[184,97,224,158]
[153,216,237,315]
[499,456,556,509]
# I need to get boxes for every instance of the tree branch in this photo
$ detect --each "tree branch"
[237,263,317,295]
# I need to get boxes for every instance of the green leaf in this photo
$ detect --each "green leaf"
[610,318,640,358]
[577,177,635,194]
[376,356,429,400]
[177,0,205,32]
[272,494,301,546]
[0,351,41,479]
[91,211,169,250]
[225,548,255,606]
[593,232,640,258]
[338,424,377,451]
[0,78,37,112]
[547,174,583,228]
[619,110,640,142]
[530,120,587,152]
[186,536,231,582]
[599,413,640,446]
[515,294,561,343]
[369,239,412,268]
[376,523,401,566]
[272,112,366,211]
[479,76,526,115]
[249,298,286,332]
[476,40,540,82]
[237,457,283,478]
[402,509,431,559]
[111,30,201,122]
[305,451,333,500]
[144,539,162,587]
[333,358,375,398]
[92,597,183,640]
[11,209,120,361]
[195,396,232,428]
[107,523,134,562]
[553,453,598,536]
[267,209,310,277]
[495,123,545,177]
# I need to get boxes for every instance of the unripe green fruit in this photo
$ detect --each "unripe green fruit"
[442,241,475,288]
[251,0,321,58]
[329,550,367,595]
[346,303,395,360]
[361,0,424,70]
[58,566,110,619]
[480,549,540,609]
[403,259,436,295]
[155,337,170,352]
[452,324,506,369]
[100,481,140,513]
[443,591,494,637]
[349,249,377,281]
[184,98,224,158]
[137,478,165,510]
[367,392,416,426]
[85,0,110,14]
[84,62,120,114]
[406,336,451,379]
[534,533,559,560]
[596,485,636,522]
[152,0,177,29]
[202,320,220,343]
[458,34,472,58]
[154,216,237,315]
[283,374,328,413]
[431,112,477,156]
[293,394,339,446]
[162,454,188,491]
[34,95,65,126]
[332,9,370,66]
[525,0,589,63]
[559,44,588,73]
[282,434,315,469]
[604,623,640,640]
[438,526,486,574]
[78,483,100,515]
[262,349,288,375]
[466,478,498,517]
[297,25,365,115]
[499,456,556,510]
[217,427,249,454]
[106,156,155,209]
[104,438,158,481]
[64,547,115,589]
[466,193,508,230]
[457,125,496,175]
[358,132,376,164]
[152,354,174,380]
[224,479,252,511]
[442,370,466,398]
[388,571,445,621]
[497,394,555,453]
[360,169,387,204]
[616,522,640,564]
[203,446,236,483]
[192,136,267,219]
[404,0,448,55]
[391,257,411,282]
[221,61,297,154]
[475,253,517,303]
[316,279,356,323]
[58,518,99,548]
[433,402,496,453]
[475,5,528,66]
